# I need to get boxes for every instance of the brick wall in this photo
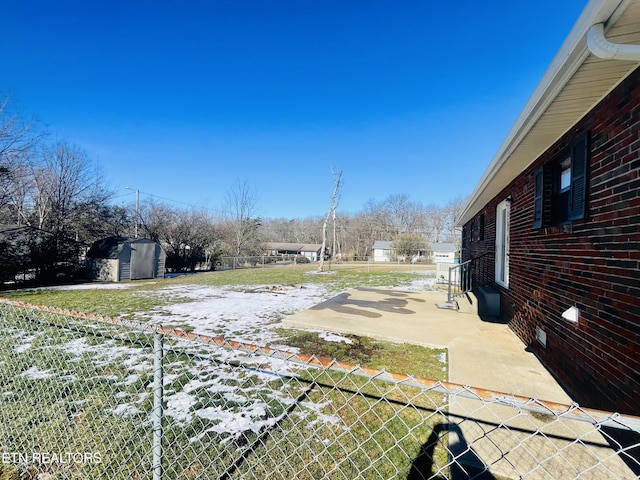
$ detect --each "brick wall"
[462,67,640,415]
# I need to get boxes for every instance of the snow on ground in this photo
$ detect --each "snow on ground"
[8,283,344,439]
[318,331,353,344]
[15,273,434,349]
[136,274,434,345]
[394,272,437,291]
[8,273,436,439]
[20,366,55,379]
[140,283,331,345]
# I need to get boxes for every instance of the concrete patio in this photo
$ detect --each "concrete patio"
[282,287,637,479]
[284,286,570,402]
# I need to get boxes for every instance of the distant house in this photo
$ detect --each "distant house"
[86,237,166,282]
[372,240,457,263]
[456,0,640,414]
[372,241,394,262]
[263,242,323,262]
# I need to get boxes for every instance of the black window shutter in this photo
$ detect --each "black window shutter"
[569,132,588,221]
[533,167,544,228]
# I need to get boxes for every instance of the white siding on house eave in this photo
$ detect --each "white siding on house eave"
[458,0,640,227]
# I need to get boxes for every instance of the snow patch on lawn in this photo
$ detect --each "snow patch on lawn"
[13,334,37,354]
[8,274,437,438]
[318,332,352,344]
[142,283,330,345]
[20,366,54,379]
[110,404,143,417]
[394,274,437,291]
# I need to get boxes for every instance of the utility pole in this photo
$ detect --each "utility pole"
[318,168,342,272]
[135,189,139,237]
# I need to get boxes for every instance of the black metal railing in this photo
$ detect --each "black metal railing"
[446,252,494,304]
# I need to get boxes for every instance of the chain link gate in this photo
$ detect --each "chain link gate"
[0,299,638,479]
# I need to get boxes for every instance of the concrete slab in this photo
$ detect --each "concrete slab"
[283,287,636,479]
[284,287,569,402]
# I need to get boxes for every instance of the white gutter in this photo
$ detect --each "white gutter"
[456,0,629,227]
[588,22,640,60]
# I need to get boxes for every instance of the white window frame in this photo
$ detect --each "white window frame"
[495,198,510,288]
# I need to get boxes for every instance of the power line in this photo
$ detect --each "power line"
[121,187,201,209]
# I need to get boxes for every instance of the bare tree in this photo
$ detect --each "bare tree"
[99,205,131,237]
[223,180,262,255]
[340,212,373,259]
[163,209,211,272]
[443,195,468,250]
[0,96,42,218]
[261,216,324,244]
[11,141,113,279]
[318,168,343,272]
[31,141,111,240]
[262,218,295,243]
[384,194,415,235]
[428,205,447,243]
[8,162,34,225]
[138,200,172,243]
[361,198,388,240]
[138,202,220,272]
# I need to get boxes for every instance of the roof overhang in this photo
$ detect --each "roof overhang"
[457,0,640,226]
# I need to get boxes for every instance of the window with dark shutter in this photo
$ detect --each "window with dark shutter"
[569,132,588,221]
[533,168,543,228]
[532,131,589,227]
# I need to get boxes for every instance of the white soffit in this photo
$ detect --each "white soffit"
[457,0,640,226]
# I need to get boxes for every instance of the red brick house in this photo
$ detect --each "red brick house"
[457,0,640,415]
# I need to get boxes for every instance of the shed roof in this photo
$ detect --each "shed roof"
[86,237,157,259]
[432,243,457,252]
[458,0,640,226]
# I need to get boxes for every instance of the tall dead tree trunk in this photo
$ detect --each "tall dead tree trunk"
[318,169,343,272]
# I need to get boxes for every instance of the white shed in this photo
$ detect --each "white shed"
[86,237,165,282]
[430,243,457,264]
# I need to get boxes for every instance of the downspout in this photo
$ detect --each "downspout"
[587,22,640,61]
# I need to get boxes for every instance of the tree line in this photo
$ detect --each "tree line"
[0,97,464,284]
[262,193,464,259]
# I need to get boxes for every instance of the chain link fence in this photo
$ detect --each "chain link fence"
[216,255,441,272]
[0,299,638,479]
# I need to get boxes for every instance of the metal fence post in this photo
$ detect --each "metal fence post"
[153,326,164,480]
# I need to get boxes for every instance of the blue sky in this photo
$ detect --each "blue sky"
[1,1,587,219]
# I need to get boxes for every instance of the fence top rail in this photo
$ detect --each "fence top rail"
[1,297,639,432]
